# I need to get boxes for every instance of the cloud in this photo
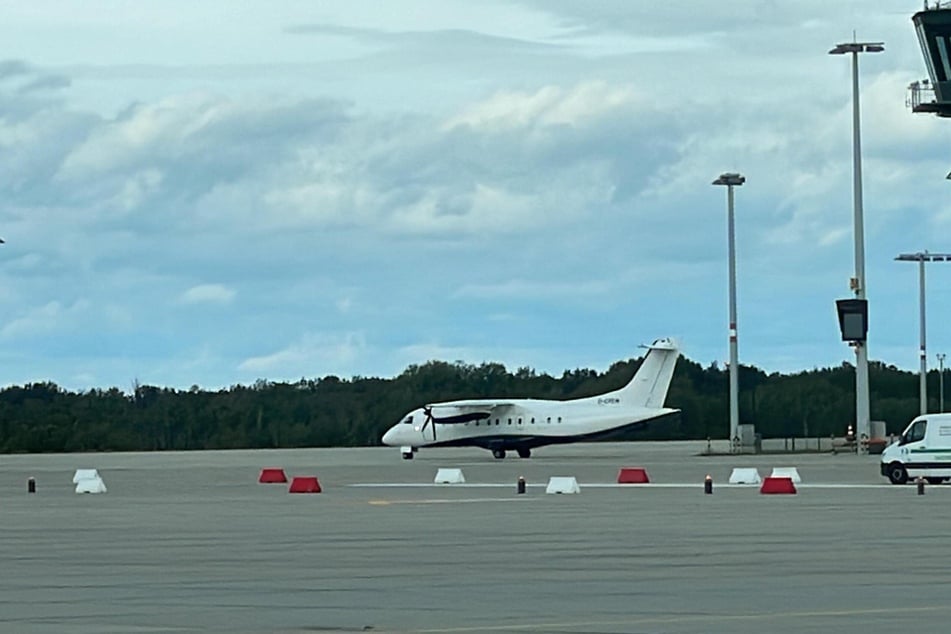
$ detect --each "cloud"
[397,342,475,365]
[0,59,30,79]
[453,278,613,300]
[0,300,89,339]
[107,168,164,213]
[0,0,949,392]
[284,23,564,56]
[179,284,236,305]
[336,297,353,313]
[443,81,642,131]
[238,332,368,377]
[385,183,546,235]
[17,73,70,94]
[57,94,227,179]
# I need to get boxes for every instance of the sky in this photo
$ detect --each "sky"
[1,0,950,392]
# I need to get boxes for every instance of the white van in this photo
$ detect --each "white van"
[881,413,951,484]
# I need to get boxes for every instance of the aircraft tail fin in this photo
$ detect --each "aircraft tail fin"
[605,338,680,409]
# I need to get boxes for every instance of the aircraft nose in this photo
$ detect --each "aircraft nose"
[382,426,397,446]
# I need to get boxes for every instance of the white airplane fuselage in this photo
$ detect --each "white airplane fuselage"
[381,338,680,459]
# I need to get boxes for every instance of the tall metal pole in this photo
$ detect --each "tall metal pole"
[939,353,946,413]
[919,258,928,414]
[713,173,744,452]
[897,252,951,413]
[850,49,871,451]
[832,40,883,451]
[727,184,739,451]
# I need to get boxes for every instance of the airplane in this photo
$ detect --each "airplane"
[381,337,680,459]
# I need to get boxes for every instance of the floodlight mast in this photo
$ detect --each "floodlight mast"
[829,39,883,453]
[895,252,951,414]
[712,172,745,452]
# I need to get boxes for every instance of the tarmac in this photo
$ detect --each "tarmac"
[1,441,948,634]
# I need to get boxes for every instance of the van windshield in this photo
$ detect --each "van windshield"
[905,420,927,444]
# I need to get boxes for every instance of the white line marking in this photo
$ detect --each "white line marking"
[369,497,539,505]
[350,482,906,489]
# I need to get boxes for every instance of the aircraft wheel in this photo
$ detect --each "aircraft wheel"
[401,451,414,460]
[492,449,506,460]
[517,448,531,458]
[886,462,907,485]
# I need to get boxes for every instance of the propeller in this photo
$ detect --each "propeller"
[421,406,437,441]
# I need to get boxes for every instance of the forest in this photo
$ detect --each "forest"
[0,353,938,453]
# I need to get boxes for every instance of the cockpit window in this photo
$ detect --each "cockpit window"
[403,416,413,425]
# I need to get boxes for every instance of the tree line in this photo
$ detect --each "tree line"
[0,354,938,453]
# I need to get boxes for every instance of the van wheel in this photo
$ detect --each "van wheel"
[926,477,944,485]
[887,462,908,485]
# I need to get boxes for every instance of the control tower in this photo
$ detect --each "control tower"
[909,2,951,116]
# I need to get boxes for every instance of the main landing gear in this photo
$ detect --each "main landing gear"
[491,448,532,459]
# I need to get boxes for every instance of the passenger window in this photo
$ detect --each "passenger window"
[557,417,562,424]
[531,418,535,424]
[547,417,551,424]
[507,418,512,425]
[518,418,522,425]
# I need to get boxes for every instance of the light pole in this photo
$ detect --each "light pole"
[895,252,951,414]
[939,353,946,413]
[830,40,883,452]
[713,172,744,452]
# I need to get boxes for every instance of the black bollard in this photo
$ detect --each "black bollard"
[917,477,926,496]
[27,477,36,494]
[517,476,526,495]
[704,474,713,495]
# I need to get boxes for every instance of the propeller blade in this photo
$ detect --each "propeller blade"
[423,406,437,441]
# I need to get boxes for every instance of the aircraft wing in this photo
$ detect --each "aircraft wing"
[431,401,514,410]
[425,401,513,424]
